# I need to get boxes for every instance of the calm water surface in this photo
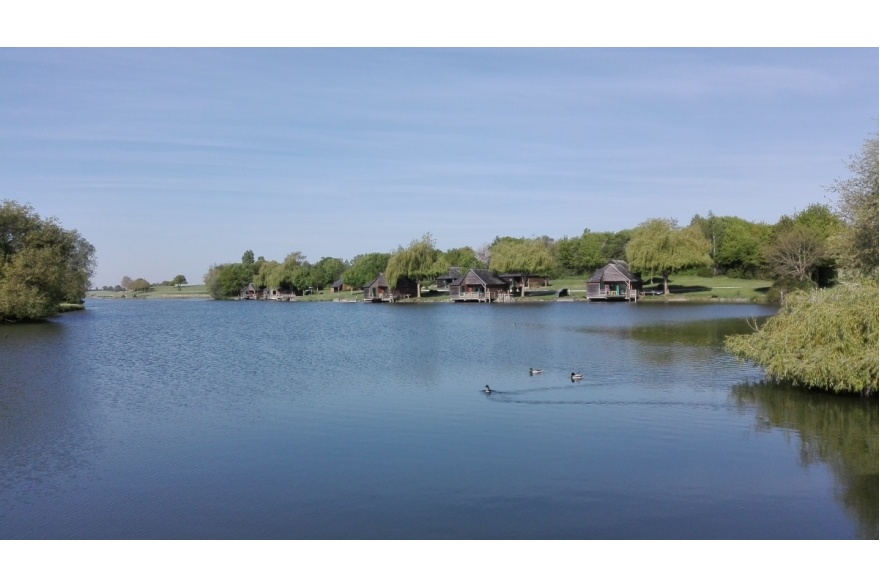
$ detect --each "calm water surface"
[1,299,876,539]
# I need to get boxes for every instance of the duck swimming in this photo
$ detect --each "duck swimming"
[570,372,583,380]
[529,368,543,375]
[484,385,493,394]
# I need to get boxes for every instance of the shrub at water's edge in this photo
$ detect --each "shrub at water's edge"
[725,281,878,394]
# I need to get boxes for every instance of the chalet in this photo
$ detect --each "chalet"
[586,261,640,302]
[435,267,462,290]
[239,283,266,300]
[449,269,510,303]
[266,287,293,301]
[500,273,549,295]
[362,273,418,302]
[331,278,346,293]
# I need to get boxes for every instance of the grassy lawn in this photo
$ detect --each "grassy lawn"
[84,275,773,303]
[639,275,772,301]
[253,275,773,303]
[87,284,210,299]
[532,275,772,302]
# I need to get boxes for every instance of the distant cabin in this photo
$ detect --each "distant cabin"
[449,269,509,303]
[239,283,266,300]
[331,278,346,293]
[500,273,549,294]
[586,261,640,302]
[362,273,418,302]
[435,267,462,290]
[266,287,292,301]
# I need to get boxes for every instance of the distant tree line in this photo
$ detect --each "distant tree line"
[93,274,188,292]
[202,184,866,302]
[0,200,96,320]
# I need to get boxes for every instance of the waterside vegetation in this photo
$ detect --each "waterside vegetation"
[726,282,878,394]
[0,200,96,321]
[726,136,878,395]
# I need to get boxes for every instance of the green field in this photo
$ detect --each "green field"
[638,275,772,301]
[87,284,210,299]
[85,275,773,304]
[537,275,772,302]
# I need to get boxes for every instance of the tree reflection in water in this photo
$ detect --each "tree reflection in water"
[732,383,879,539]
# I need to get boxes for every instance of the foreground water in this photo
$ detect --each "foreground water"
[0,299,876,539]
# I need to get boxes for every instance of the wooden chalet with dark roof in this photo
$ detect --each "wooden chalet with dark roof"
[266,287,293,301]
[586,261,640,302]
[362,273,418,302]
[449,269,510,303]
[435,267,462,290]
[499,273,549,295]
[239,283,266,300]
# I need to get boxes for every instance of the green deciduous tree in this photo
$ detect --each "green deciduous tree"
[312,257,347,289]
[764,204,840,287]
[577,231,611,274]
[603,230,632,263]
[488,237,556,296]
[204,263,252,299]
[555,236,581,275]
[273,252,313,293]
[791,203,842,241]
[557,229,633,277]
[625,218,712,294]
[691,213,772,278]
[0,200,96,320]
[556,232,604,276]
[827,135,879,279]
[725,282,878,394]
[255,260,280,288]
[385,234,441,298]
[171,275,187,286]
[714,217,771,278]
[129,278,151,292]
[439,247,484,271]
[343,253,390,290]
[763,225,827,284]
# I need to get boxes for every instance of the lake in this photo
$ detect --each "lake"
[0,299,876,539]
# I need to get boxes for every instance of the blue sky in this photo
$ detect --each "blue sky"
[1,48,877,287]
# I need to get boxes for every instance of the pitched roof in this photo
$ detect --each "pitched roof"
[587,262,637,284]
[451,268,507,287]
[331,278,344,288]
[363,273,388,289]
[436,267,462,281]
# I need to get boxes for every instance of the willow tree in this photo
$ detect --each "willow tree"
[488,237,556,296]
[625,218,712,295]
[725,282,878,394]
[385,234,440,298]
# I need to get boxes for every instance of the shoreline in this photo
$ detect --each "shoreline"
[85,294,770,305]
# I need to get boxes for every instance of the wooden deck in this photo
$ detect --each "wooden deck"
[363,294,395,303]
[586,284,638,302]
[450,291,513,303]
[587,291,639,302]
